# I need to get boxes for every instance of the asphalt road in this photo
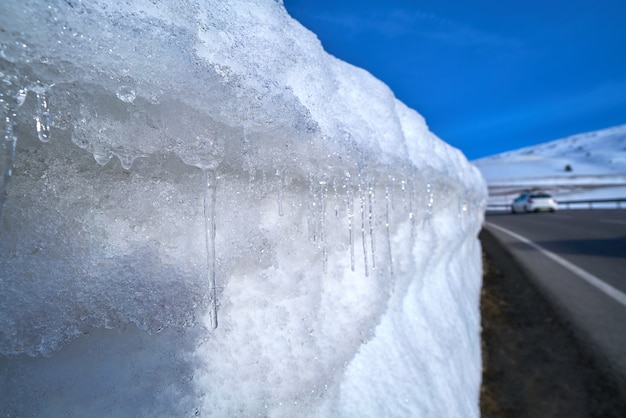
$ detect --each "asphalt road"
[484,210,626,396]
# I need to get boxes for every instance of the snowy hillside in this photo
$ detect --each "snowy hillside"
[0,1,485,417]
[473,124,626,207]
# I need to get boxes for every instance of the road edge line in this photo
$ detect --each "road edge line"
[485,221,626,309]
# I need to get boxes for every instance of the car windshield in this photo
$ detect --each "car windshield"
[530,193,551,198]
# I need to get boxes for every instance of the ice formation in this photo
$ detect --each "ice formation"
[0,0,486,416]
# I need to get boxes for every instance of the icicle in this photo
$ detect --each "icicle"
[345,173,355,272]
[358,178,369,277]
[0,85,27,227]
[426,182,434,217]
[247,168,256,195]
[400,179,408,212]
[367,182,376,271]
[276,168,285,217]
[333,177,339,218]
[400,177,417,238]
[408,179,416,239]
[203,169,218,329]
[260,169,268,197]
[319,180,328,274]
[242,127,256,195]
[0,110,17,228]
[389,176,397,211]
[308,173,318,244]
[35,90,51,143]
[385,182,394,276]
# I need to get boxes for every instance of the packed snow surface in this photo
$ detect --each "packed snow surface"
[474,125,626,206]
[0,1,486,416]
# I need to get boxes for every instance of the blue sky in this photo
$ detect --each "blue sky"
[283,0,626,160]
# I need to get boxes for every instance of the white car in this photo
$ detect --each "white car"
[511,193,557,213]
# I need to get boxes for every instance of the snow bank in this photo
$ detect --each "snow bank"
[0,1,486,416]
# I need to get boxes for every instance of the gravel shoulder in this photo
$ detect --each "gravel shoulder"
[479,228,626,417]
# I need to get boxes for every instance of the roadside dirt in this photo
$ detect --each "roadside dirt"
[479,228,626,418]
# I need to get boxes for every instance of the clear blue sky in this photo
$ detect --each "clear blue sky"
[284,0,626,160]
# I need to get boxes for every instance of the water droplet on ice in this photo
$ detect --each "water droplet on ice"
[116,86,137,103]
[113,151,138,170]
[16,89,27,107]
[35,91,51,142]
[93,152,112,166]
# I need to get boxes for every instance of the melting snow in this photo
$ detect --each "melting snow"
[0,1,486,416]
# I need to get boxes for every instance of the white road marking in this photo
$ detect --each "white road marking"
[486,222,626,309]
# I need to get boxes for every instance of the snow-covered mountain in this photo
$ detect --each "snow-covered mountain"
[473,124,626,207]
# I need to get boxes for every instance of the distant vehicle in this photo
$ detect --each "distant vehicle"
[511,192,557,213]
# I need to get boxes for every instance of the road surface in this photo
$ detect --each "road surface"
[484,210,626,396]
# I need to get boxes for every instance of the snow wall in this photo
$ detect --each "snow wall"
[0,0,487,416]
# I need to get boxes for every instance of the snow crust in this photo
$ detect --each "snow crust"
[0,1,486,416]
